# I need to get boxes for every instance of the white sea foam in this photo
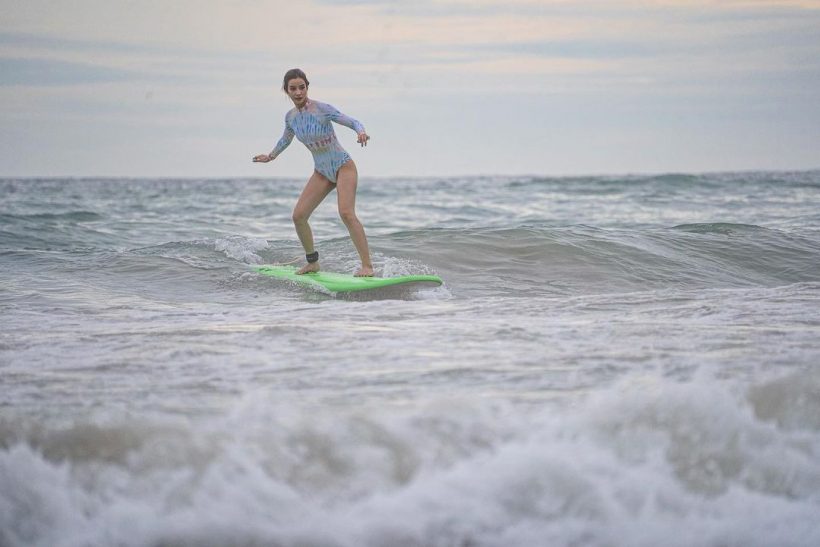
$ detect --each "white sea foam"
[213,236,269,264]
[2,375,819,547]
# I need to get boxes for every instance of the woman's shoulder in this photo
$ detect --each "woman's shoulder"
[310,99,339,113]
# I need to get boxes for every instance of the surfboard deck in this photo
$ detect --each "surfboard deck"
[255,265,443,293]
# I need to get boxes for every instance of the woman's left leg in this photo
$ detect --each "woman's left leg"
[335,161,374,277]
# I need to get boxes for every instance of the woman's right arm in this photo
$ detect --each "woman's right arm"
[253,118,294,162]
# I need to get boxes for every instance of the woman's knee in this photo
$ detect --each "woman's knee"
[338,208,358,225]
[292,208,309,224]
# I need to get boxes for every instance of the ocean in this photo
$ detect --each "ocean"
[2,172,820,546]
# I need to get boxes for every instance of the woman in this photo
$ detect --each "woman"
[253,68,374,277]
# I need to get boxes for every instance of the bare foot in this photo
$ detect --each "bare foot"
[296,262,320,275]
[354,265,374,277]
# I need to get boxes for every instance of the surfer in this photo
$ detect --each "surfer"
[253,68,374,277]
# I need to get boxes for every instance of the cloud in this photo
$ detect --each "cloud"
[648,0,820,8]
[466,40,659,60]
[0,57,137,86]
[0,31,162,54]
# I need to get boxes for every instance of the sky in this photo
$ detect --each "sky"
[1,0,819,178]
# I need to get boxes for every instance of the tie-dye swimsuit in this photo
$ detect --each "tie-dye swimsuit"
[269,99,365,183]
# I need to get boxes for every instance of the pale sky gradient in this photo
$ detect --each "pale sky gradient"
[1,0,818,177]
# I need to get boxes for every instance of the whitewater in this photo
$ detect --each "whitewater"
[1,172,819,546]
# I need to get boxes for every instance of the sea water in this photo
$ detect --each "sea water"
[1,173,819,546]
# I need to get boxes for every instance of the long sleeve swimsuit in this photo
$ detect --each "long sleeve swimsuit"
[269,99,365,183]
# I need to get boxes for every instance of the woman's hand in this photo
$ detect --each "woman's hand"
[252,154,272,163]
[357,132,370,147]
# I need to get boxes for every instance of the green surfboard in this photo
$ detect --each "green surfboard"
[255,265,443,293]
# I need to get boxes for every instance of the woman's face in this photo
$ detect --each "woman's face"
[286,78,308,108]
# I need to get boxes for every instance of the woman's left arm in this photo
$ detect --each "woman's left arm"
[323,103,369,147]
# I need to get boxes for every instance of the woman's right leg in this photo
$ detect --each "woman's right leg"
[292,170,334,274]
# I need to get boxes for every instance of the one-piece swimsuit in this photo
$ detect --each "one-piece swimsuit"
[269,99,365,183]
